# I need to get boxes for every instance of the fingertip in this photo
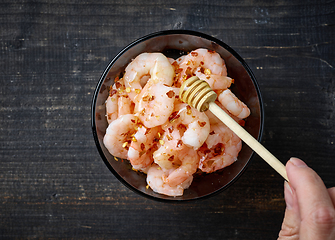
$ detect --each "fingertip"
[289,157,308,168]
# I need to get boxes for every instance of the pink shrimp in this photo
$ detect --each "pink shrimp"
[123,53,175,101]
[198,121,242,173]
[105,79,134,124]
[146,164,193,197]
[134,82,176,128]
[164,145,200,187]
[177,48,233,90]
[218,89,250,119]
[103,114,137,159]
[128,126,160,172]
[165,102,210,150]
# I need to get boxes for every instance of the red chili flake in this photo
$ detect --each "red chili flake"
[141,143,145,151]
[176,140,183,148]
[213,143,224,157]
[186,105,192,115]
[109,89,117,97]
[239,120,245,126]
[231,79,235,84]
[131,119,136,123]
[166,90,175,98]
[149,143,158,152]
[169,111,180,122]
[168,155,174,162]
[177,123,187,132]
[115,81,122,89]
[171,61,179,70]
[185,67,193,77]
[200,61,204,65]
[191,51,198,57]
[208,50,215,53]
[209,131,215,135]
[198,121,207,127]
[199,143,211,154]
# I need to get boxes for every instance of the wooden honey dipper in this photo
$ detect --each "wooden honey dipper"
[179,76,289,181]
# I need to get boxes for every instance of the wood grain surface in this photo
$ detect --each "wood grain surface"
[1,0,334,239]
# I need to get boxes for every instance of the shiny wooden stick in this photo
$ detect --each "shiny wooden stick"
[179,76,288,181]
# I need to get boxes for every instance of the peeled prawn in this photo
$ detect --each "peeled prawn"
[123,53,175,101]
[146,164,193,197]
[128,126,160,172]
[105,79,134,124]
[134,82,176,128]
[166,102,210,150]
[103,114,137,159]
[218,89,250,119]
[164,146,199,187]
[177,48,232,90]
[198,122,242,173]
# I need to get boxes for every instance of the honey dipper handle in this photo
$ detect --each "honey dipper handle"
[208,102,289,181]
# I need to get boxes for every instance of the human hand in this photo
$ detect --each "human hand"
[278,157,335,240]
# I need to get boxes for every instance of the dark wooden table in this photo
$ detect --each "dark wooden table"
[1,1,334,239]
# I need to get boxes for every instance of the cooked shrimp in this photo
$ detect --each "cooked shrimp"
[177,48,232,90]
[165,102,210,150]
[153,102,209,173]
[123,53,175,101]
[134,82,176,128]
[198,122,242,173]
[103,114,137,159]
[146,163,193,196]
[164,146,199,187]
[128,126,160,172]
[105,76,135,124]
[206,100,245,126]
[218,89,250,119]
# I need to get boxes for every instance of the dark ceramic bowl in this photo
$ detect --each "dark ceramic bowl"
[91,30,264,202]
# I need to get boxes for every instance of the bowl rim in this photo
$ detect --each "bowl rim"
[91,29,264,202]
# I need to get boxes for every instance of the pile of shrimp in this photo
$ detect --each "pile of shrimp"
[103,48,250,197]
